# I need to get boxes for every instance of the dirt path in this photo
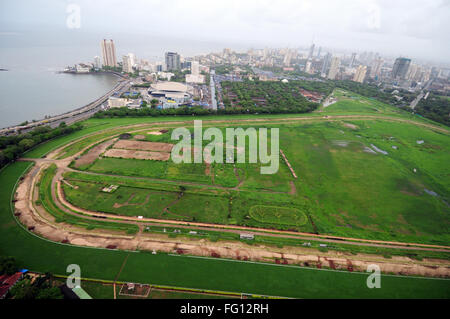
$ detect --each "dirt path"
[11,114,450,278]
[13,161,450,277]
[19,154,450,253]
[74,138,117,168]
[289,181,297,195]
[280,149,297,179]
[51,174,450,252]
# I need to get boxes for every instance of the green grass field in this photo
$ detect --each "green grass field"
[62,116,450,244]
[0,163,448,298]
[1,93,449,298]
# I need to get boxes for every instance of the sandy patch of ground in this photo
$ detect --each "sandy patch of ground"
[343,122,359,130]
[62,179,78,189]
[114,139,174,152]
[74,139,116,168]
[104,149,171,161]
[280,149,297,179]
[288,181,297,195]
[147,131,163,135]
[134,135,146,140]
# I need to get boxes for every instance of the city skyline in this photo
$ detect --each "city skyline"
[1,0,449,65]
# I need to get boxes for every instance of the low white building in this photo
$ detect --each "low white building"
[186,73,205,84]
[76,64,91,73]
[108,97,130,108]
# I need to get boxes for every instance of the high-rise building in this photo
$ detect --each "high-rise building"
[349,53,357,68]
[122,55,133,73]
[392,57,411,79]
[406,63,419,81]
[101,39,117,67]
[353,65,367,83]
[93,56,101,69]
[316,47,321,58]
[127,53,136,67]
[321,53,332,77]
[371,58,383,78]
[283,51,292,66]
[305,61,312,74]
[327,57,340,80]
[191,61,200,75]
[308,43,315,60]
[165,52,181,71]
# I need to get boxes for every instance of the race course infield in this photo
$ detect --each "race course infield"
[2,112,450,298]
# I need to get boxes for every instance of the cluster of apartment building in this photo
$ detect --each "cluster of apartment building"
[195,45,449,94]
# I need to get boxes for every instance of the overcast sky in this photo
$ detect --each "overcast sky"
[1,0,449,64]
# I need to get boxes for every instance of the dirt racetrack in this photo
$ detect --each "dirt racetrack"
[12,115,450,278]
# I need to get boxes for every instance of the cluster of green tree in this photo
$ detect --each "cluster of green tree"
[415,94,450,126]
[132,82,151,88]
[221,79,323,111]
[204,71,211,86]
[94,101,317,119]
[333,80,402,105]
[0,122,83,169]
[260,66,320,79]
[10,273,63,299]
[1,256,62,299]
[101,65,122,73]
[170,70,191,82]
[382,87,417,104]
[0,256,18,275]
[214,64,235,75]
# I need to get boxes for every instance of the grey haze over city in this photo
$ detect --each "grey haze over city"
[1,0,449,64]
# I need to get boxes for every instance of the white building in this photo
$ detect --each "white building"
[305,61,312,74]
[75,64,90,73]
[127,53,136,67]
[327,57,340,80]
[101,39,117,67]
[122,55,133,73]
[191,61,200,75]
[186,74,205,84]
[371,59,383,78]
[158,72,174,81]
[108,97,129,108]
[186,61,204,83]
[93,56,102,69]
[353,65,367,83]
[148,81,192,108]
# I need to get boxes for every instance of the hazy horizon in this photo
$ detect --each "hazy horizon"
[1,0,449,66]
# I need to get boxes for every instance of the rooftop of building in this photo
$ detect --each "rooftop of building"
[150,81,188,93]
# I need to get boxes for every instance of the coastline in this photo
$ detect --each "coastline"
[0,71,129,134]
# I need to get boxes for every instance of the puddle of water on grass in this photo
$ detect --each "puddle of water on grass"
[370,144,388,155]
[332,140,349,147]
[363,146,376,154]
[424,188,438,197]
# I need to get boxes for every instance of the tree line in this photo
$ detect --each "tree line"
[415,94,450,126]
[0,122,83,169]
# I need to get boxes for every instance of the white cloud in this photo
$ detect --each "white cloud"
[1,0,449,62]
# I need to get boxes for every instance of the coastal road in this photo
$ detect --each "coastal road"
[0,73,131,135]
